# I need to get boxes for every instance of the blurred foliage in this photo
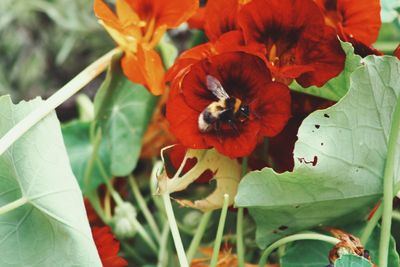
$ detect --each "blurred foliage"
[0,0,113,101]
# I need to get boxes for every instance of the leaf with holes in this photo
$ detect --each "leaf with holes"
[236,56,400,248]
[290,41,362,101]
[94,55,158,176]
[158,147,241,211]
[0,96,101,266]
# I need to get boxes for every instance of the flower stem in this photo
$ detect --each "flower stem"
[186,211,213,263]
[128,175,161,239]
[379,97,400,267]
[258,233,339,267]
[131,218,158,254]
[157,223,170,267]
[361,183,400,245]
[237,157,248,267]
[0,196,28,215]
[210,194,230,267]
[162,193,189,267]
[0,48,120,156]
[83,129,102,190]
[361,204,382,245]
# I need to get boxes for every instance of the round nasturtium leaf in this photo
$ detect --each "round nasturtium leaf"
[236,56,400,248]
[0,96,101,266]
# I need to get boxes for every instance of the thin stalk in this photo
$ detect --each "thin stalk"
[0,196,28,215]
[121,241,146,265]
[210,194,230,267]
[157,223,170,267]
[0,48,119,156]
[361,204,382,245]
[128,175,161,239]
[361,184,400,245]
[162,193,189,267]
[104,190,112,221]
[84,129,102,190]
[86,192,109,224]
[96,158,124,206]
[379,98,400,267]
[258,233,339,267]
[237,157,248,267]
[131,219,158,254]
[186,211,213,263]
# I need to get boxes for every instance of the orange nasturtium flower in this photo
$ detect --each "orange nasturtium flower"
[94,0,198,95]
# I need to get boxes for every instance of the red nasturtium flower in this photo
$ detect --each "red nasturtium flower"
[315,0,381,56]
[166,51,291,158]
[92,226,128,267]
[238,0,345,87]
[94,0,198,95]
[203,0,250,41]
[394,44,400,60]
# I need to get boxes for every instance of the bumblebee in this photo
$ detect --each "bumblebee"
[198,75,250,133]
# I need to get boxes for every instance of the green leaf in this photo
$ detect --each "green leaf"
[0,96,101,266]
[157,36,178,69]
[334,255,372,267]
[236,56,400,248]
[280,224,399,266]
[380,0,400,23]
[94,55,158,176]
[290,41,362,101]
[62,120,110,193]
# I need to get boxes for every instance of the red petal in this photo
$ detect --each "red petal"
[395,44,400,60]
[204,0,241,41]
[316,0,381,45]
[255,82,291,137]
[166,92,209,149]
[92,226,128,267]
[238,0,345,87]
[188,7,206,29]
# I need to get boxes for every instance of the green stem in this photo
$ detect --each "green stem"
[361,184,400,245]
[86,192,109,224]
[237,157,248,267]
[361,204,382,245]
[128,175,161,240]
[131,219,158,254]
[0,196,28,215]
[0,48,119,156]
[84,129,102,190]
[96,159,124,206]
[258,233,339,267]
[151,161,166,217]
[210,194,230,267]
[157,223,170,267]
[379,97,400,267]
[121,241,146,265]
[186,211,213,263]
[162,193,189,267]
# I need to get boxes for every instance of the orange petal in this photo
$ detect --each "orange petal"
[155,0,199,28]
[115,0,142,27]
[94,0,121,31]
[121,46,165,95]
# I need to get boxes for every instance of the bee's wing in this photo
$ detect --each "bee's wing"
[206,75,230,100]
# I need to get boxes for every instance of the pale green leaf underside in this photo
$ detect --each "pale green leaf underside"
[236,56,400,248]
[290,41,362,102]
[0,96,101,266]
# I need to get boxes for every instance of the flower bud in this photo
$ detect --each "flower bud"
[113,202,137,238]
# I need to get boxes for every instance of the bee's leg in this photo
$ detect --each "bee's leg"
[228,120,240,136]
[213,121,223,143]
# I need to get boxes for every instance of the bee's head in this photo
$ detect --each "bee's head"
[238,105,250,122]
